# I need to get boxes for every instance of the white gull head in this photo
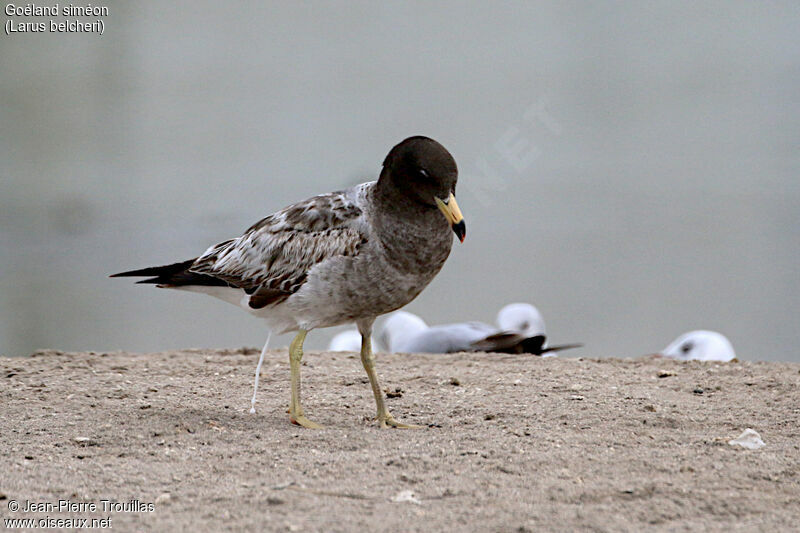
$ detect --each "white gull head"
[379,311,428,353]
[660,330,736,362]
[328,330,363,352]
[496,303,546,337]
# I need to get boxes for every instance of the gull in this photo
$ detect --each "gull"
[328,330,366,352]
[377,311,429,354]
[112,136,466,428]
[472,303,582,355]
[495,302,546,337]
[658,330,736,362]
[380,311,495,353]
[380,304,581,355]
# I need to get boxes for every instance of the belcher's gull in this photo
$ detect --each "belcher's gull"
[112,136,466,428]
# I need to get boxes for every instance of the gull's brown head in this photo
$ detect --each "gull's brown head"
[380,136,466,242]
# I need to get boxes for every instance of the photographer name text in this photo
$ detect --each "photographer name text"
[8,498,155,513]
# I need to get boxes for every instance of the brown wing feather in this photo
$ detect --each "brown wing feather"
[189,189,367,307]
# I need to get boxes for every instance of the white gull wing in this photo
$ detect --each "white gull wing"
[394,322,497,353]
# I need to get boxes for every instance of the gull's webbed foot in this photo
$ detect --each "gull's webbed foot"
[378,413,423,429]
[290,414,324,429]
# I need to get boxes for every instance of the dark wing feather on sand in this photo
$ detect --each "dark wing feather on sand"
[471,332,583,355]
[470,332,533,353]
[539,342,584,355]
[190,190,367,308]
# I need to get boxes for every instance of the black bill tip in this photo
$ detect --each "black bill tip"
[452,220,466,243]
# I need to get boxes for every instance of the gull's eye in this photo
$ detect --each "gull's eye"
[681,342,694,354]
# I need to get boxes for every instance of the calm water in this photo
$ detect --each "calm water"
[1,2,798,360]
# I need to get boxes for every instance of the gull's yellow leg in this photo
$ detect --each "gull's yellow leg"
[288,329,323,429]
[359,334,422,429]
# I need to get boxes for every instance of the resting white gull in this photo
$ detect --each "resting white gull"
[112,136,467,428]
[380,304,581,355]
[495,302,546,337]
[381,311,496,353]
[328,330,367,352]
[658,330,736,362]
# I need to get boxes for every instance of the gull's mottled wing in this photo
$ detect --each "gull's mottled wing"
[190,187,368,308]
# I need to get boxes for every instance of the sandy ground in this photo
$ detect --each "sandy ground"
[1,348,799,532]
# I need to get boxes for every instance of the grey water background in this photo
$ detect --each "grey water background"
[1,2,798,360]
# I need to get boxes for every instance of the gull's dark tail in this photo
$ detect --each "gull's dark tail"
[110,259,228,288]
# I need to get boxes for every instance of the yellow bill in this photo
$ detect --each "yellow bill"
[435,192,466,243]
